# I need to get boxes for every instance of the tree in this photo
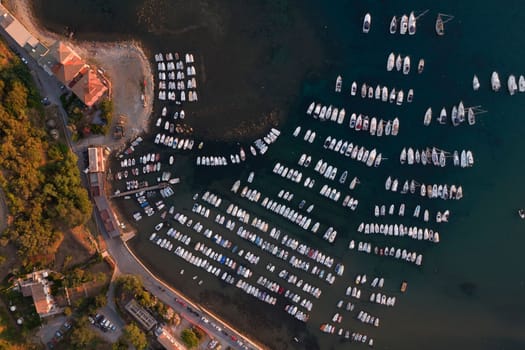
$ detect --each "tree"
[94,294,107,308]
[70,317,97,349]
[122,323,147,350]
[63,306,72,316]
[181,328,199,348]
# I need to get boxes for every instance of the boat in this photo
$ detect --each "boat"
[439,107,447,124]
[387,52,395,71]
[467,108,475,125]
[361,83,367,98]
[389,88,397,103]
[370,117,377,135]
[363,13,371,33]
[349,113,357,128]
[424,107,432,126]
[403,56,410,75]
[335,75,343,92]
[491,71,501,92]
[520,75,525,92]
[434,15,444,36]
[451,105,459,126]
[400,148,407,164]
[408,12,416,35]
[400,281,408,292]
[473,75,480,91]
[306,102,315,115]
[508,75,518,95]
[339,170,348,184]
[400,14,408,35]
[366,149,377,167]
[337,109,346,124]
[395,54,402,71]
[519,209,525,219]
[374,85,381,99]
[381,86,389,101]
[392,118,399,136]
[351,81,357,96]
[389,16,397,34]
[418,59,425,74]
[396,90,404,105]
[458,101,465,123]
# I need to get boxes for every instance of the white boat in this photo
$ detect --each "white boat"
[424,107,432,126]
[385,176,392,191]
[439,107,447,124]
[162,106,167,116]
[473,75,480,91]
[408,11,416,35]
[467,108,475,125]
[335,75,343,92]
[395,54,402,71]
[351,81,357,96]
[293,126,301,137]
[370,117,377,135]
[519,75,525,92]
[337,109,346,124]
[306,102,315,115]
[435,14,444,36]
[403,56,410,75]
[361,83,367,98]
[400,147,407,164]
[508,75,518,95]
[407,147,414,165]
[392,118,399,136]
[375,85,381,99]
[491,71,501,92]
[363,13,371,33]
[389,88,396,103]
[387,52,395,71]
[396,90,404,105]
[366,149,377,167]
[418,59,424,74]
[389,16,397,34]
[407,89,414,103]
[381,86,389,101]
[400,14,408,35]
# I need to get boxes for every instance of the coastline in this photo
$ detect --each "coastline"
[4,0,155,146]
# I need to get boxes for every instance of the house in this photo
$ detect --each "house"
[71,68,108,107]
[49,41,85,88]
[17,270,59,318]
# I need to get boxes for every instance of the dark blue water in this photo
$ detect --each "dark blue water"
[32,1,525,349]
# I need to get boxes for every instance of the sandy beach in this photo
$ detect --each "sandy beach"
[4,0,154,149]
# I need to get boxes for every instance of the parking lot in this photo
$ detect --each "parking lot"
[89,312,121,343]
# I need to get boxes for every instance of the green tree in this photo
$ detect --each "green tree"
[70,317,97,349]
[181,328,199,348]
[122,323,147,350]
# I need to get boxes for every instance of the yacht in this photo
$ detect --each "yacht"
[418,59,424,74]
[472,75,480,91]
[337,108,346,124]
[508,75,518,95]
[335,75,343,92]
[407,89,414,103]
[389,16,397,34]
[435,13,444,36]
[392,118,399,136]
[387,52,395,71]
[363,13,371,33]
[491,71,501,92]
[400,14,408,35]
[408,11,416,35]
[438,107,447,124]
[402,56,410,75]
[306,102,315,115]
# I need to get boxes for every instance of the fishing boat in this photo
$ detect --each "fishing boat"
[403,56,410,75]
[418,59,425,74]
[395,54,403,71]
[435,14,444,35]
[390,16,397,34]
[407,89,414,103]
[473,75,480,91]
[408,12,416,35]
[491,71,501,92]
[335,75,343,92]
[519,75,525,92]
[363,13,371,33]
[467,108,475,125]
[387,52,395,71]
[423,107,432,126]
[400,14,408,35]
[351,81,357,96]
[508,75,518,95]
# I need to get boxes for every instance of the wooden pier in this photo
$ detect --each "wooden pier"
[110,182,169,199]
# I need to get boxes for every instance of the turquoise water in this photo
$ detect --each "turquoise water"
[32,1,525,349]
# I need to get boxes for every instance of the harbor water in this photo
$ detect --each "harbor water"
[32,1,525,349]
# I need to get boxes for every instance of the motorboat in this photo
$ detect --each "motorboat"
[375,85,381,99]
[467,108,475,125]
[306,102,315,115]
[418,59,424,74]
[335,75,343,92]
[337,108,346,124]
[508,74,518,95]
[438,107,447,124]
[403,56,410,75]
[381,86,389,101]
[349,113,357,129]
[458,101,465,123]
[400,14,408,35]
[435,13,444,36]
[389,88,397,103]
[491,71,501,92]
[451,105,459,127]
[408,11,416,35]
[370,117,377,135]
[395,54,402,71]
[396,90,404,105]
[400,147,407,164]
[363,13,371,33]
[520,75,525,92]
[361,83,367,98]
[392,118,399,136]
[387,52,395,71]
[423,107,432,126]
[473,75,480,91]
[390,16,397,34]
[351,81,357,96]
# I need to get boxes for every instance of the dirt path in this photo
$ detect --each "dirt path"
[0,186,8,234]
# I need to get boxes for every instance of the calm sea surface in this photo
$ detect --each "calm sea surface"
[32,1,525,349]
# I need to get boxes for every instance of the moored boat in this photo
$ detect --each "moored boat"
[508,74,518,95]
[418,58,424,74]
[390,16,397,34]
[519,75,525,92]
[435,13,444,35]
[400,14,408,35]
[351,81,357,96]
[423,107,432,126]
[491,71,501,92]
[403,56,410,75]
[335,75,343,92]
[473,75,480,91]
[363,13,371,33]
[387,52,395,71]
[408,12,416,35]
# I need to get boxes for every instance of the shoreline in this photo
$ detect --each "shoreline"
[4,0,155,146]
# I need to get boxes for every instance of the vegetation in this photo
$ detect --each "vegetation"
[69,317,98,349]
[181,328,199,348]
[60,93,113,136]
[122,323,147,350]
[0,43,92,265]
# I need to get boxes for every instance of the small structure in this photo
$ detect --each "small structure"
[16,270,60,318]
[156,326,187,350]
[125,299,157,331]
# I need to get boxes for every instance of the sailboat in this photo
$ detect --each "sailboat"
[472,75,480,91]
[467,107,476,125]
[435,14,444,36]
[491,71,501,92]
[335,75,343,92]
[408,12,416,35]
[403,56,411,75]
[400,14,408,35]
[387,52,395,71]
[423,107,432,126]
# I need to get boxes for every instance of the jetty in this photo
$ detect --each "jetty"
[111,182,169,198]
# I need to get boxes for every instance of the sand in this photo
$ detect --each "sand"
[3,0,155,149]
